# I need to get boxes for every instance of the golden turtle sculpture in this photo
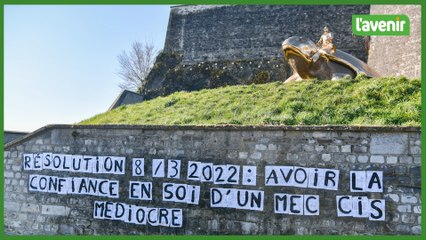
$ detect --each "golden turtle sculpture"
[282,32,379,83]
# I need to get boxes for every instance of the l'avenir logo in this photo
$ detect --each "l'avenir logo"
[352,14,410,36]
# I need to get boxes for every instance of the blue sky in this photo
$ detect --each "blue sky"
[5,5,171,132]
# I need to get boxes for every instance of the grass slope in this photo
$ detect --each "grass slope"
[81,77,421,126]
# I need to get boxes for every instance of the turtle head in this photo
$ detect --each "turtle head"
[282,36,317,61]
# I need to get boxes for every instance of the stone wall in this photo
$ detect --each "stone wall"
[4,131,28,145]
[368,5,421,78]
[143,52,290,100]
[108,90,145,110]
[4,125,421,235]
[164,5,370,63]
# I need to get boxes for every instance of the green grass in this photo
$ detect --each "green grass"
[80,77,421,126]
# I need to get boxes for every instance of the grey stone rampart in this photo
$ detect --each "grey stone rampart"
[4,125,421,235]
[164,5,370,64]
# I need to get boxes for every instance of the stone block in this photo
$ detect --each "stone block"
[411,226,421,235]
[357,155,369,163]
[327,145,340,152]
[321,154,331,162]
[268,144,277,150]
[386,156,398,164]
[346,155,356,163]
[312,132,328,138]
[250,152,262,160]
[208,219,219,231]
[401,195,418,204]
[409,146,421,155]
[10,220,25,229]
[315,145,324,152]
[227,151,238,159]
[184,130,195,135]
[59,224,75,235]
[397,205,412,213]
[397,225,413,234]
[255,144,267,150]
[239,152,248,159]
[21,203,40,213]
[370,133,408,154]
[240,221,258,234]
[413,205,421,214]
[401,214,416,224]
[287,153,298,161]
[385,193,400,202]
[175,149,185,156]
[353,145,368,153]
[341,145,351,153]
[399,156,413,164]
[302,145,314,152]
[4,171,14,178]
[4,202,21,211]
[370,155,385,164]
[414,156,421,164]
[42,205,70,216]
[12,165,22,171]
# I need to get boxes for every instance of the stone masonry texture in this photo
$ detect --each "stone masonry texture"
[164,5,370,63]
[4,131,28,145]
[368,5,421,78]
[3,125,421,235]
[108,90,145,110]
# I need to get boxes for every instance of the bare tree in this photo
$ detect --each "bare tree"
[117,41,156,93]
